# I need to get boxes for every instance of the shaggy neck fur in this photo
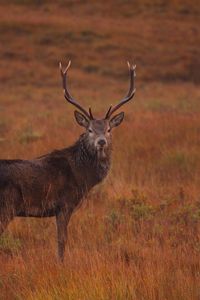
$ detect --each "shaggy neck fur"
[68,133,111,188]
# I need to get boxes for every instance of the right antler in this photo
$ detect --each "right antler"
[59,61,94,120]
[105,62,136,119]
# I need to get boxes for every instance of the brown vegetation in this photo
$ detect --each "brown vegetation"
[0,1,200,299]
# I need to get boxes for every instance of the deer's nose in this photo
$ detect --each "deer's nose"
[98,139,106,147]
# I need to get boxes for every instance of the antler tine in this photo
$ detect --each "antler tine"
[105,62,136,119]
[59,61,93,120]
[88,107,94,119]
[105,105,112,119]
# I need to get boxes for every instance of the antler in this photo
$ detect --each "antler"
[105,62,136,119]
[59,61,94,120]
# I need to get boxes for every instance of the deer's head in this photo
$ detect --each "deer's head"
[59,61,136,157]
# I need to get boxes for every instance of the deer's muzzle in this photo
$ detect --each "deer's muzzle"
[95,137,107,150]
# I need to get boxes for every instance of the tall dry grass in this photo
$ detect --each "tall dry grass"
[0,1,200,299]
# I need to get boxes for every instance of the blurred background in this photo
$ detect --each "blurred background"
[0,0,199,150]
[0,1,200,299]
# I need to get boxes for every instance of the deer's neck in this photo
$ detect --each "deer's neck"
[69,134,111,188]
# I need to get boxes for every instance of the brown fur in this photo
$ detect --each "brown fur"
[0,115,124,261]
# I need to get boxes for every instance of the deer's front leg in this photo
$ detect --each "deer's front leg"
[56,207,72,262]
[0,204,14,236]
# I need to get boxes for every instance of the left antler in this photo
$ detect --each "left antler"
[105,62,136,119]
[59,61,94,120]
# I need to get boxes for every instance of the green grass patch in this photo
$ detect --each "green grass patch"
[0,233,22,255]
[19,126,44,144]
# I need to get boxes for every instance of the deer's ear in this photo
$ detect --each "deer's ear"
[74,111,89,128]
[109,112,124,128]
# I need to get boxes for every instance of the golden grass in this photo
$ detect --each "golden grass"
[0,1,200,299]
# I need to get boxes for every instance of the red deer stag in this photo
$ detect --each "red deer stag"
[0,61,136,261]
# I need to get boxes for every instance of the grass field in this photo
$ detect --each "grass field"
[0,1,200,299]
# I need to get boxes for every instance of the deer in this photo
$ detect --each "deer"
[0,61,136,261]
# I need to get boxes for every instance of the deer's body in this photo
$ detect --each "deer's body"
[0,134,111,218]
[0,61,136,261]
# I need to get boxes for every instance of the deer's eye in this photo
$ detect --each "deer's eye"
[107,128,111,133]
[89,129,93,133]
